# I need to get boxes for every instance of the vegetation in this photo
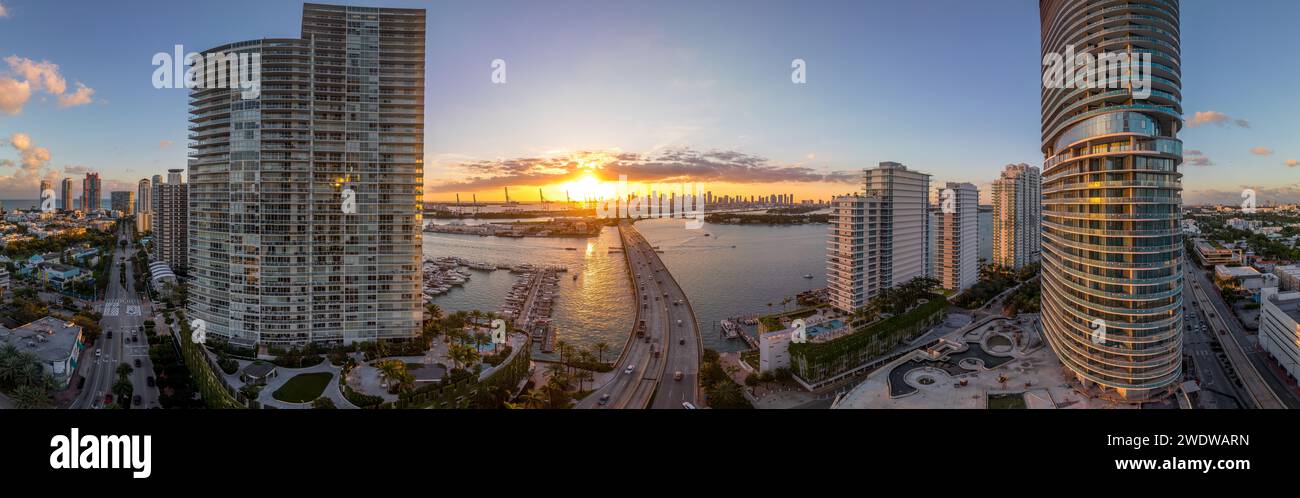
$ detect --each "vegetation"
[0,343,56,408]
[791,291,948,385]
[700,349,752,409]
[1003,279,1041,315]
[272,372,334,403]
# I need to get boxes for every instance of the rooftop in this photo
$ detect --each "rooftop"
[1215,265,1262,278]
[0,316,84,364]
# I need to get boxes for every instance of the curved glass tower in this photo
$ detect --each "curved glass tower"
[1039,0,1184,401]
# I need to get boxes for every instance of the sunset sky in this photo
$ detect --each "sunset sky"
[1,0,1297,205]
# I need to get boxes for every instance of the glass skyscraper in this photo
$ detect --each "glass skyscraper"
[1039,0,1184,401]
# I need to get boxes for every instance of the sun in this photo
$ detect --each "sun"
[564,171,610,201]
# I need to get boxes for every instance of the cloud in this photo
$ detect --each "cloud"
[1286,159,1299,168]
[1184,149,1213,167]
[159,140,174,149]
[0,3,8,19]
[1185,111,1250,128]
[0,76,30,115]
[0,55,94,114]
[57,82,94,107]
[1185,183,1300,205]
[428,148,858,193]
[0,132,59,198]
[63,164,90,175]
[1250,147,1273,156]
[6,132,51,169]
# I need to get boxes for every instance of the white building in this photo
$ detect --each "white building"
[934,182,979,292]
[1259,287,1300,381]
[1274,264,1300,291]
[991,163,1041,269]
[0,317,85,388]
[826,161,930,313]
[758,328,795,373]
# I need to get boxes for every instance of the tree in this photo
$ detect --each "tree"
[116,362,134,382]
[594,341,610,363]
[312,397,337,409]
[523,388,548,409]
[11,384,50,409]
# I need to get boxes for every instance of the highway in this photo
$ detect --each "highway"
[1179,268,1244,409]
[70,223,160,409]
[1184,254,1293,409]
[577,222,701,409]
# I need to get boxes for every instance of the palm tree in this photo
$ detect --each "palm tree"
[376,360,407,392]
[11,384,49,409]
[116,362,134,382]
[425,303,444,321]
[522,388,548,409]
[594,341,610,363]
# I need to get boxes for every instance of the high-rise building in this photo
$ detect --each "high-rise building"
[60,178,74,211]
[934,182,978,292]
[826,161,930,313]
[991,163,1042,269]
[153,169,188,272]
[39,180,52,206]
[81,172,101,212]
[188,3,425,347]
[137,178,152,215]
[110,191,136,215]
[1040,0,1183,401]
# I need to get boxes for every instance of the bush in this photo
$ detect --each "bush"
[312,397,337,409]
[744,373,760,387]
[218,357,239,375]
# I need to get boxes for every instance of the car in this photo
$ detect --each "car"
[679,338,686,345]
[598,393,611,406]
[95,349,101,358]
[146,376,155,387]
[674,371,683,381]
[104,394,114,404]
[624,365,635,375]
[134,358,141,368]
[132,395,142,406]
[677,320,683,327]
[107,331,113,339]
[77,377,86,389]
[681,401,697,409]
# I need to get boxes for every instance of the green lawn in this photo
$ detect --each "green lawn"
[272,372,334,403]
[987,393,1027,409]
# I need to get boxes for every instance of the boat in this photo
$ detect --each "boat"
[803,274,814,279]
[565,247,577,251]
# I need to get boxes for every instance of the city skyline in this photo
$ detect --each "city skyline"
[1,0,1298,205]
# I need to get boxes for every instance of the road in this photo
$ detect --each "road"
[576,222,701,409]
[69,223,160,409]
[1184,254,1294,409]
[1179,268,1243,409]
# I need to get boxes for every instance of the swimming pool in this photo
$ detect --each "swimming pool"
[806,319,845,337]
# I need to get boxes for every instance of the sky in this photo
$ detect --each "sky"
[0,0,1297,205]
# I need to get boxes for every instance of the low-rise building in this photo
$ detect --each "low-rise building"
[0,317,85,388]
[42,263,89,291]
[1194,239,1239,267]
[1275,264,1300,292]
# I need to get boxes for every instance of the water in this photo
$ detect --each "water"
[422,217,828,358]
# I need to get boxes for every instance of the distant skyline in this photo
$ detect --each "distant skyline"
[1,0,1298,205]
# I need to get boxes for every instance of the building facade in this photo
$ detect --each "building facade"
[152,169,188,271]
[991,163,1042,269]
[1039,0,1184,401]
[81,172,101,212]
[934,182,979,292]
[110,191,136,215]
[187,3,425,347]
[1259,287,1300,382]
[826,161,930,314]
[60,178,74,212]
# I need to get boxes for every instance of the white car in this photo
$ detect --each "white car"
[95,349,101,358]
[624,365,635,375]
